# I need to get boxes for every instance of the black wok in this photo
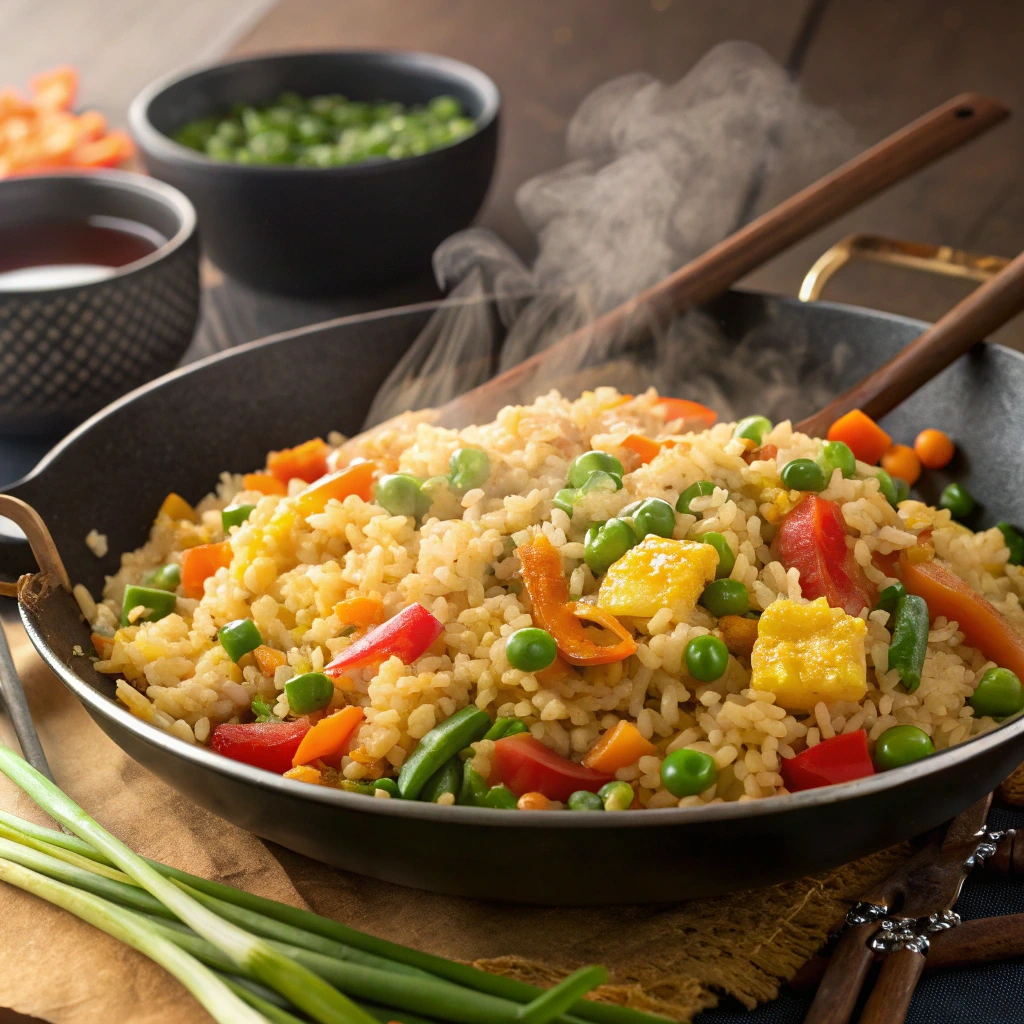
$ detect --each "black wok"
[3,289,1024,906]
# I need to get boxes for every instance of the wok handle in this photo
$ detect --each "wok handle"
[796,246,1024,438]
[0,495,70,599]
[435,91,1009,427]
[802,922,879,1024]
[858,948,927,1024]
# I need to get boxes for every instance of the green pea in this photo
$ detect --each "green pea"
[482,784,518,809]
[553,488,578,516]
[598,780,634,812]
[218,618,263,663]
[373,778,401,798]
[584,519,636,575]
[874,724,934,770]
[733,415,772,446]
[701,531,735,579]
[120,585,177,628]
[578,470,622,495]
[780,459,827,493]
[660,748,718,797]
[375,474,431,518]
[893,476,911,504]
[284,672,335,715]
[143,563,181,592]
[700,578,749,617]
[970,667,1024,719]
[448,448,490,492]
[876,469,899,508]
[505,628,557,672]
[567,790,604,811]
[997,523,1024,566]
[818,440,856,481]
[568,451,624,489]
[677,480,716,515]
[221,504,255,532]
[940,482,976,520]
[628,497,676,540]
[684,635,730,682]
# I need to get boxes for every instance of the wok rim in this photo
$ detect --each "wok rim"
[12,289,1024,830]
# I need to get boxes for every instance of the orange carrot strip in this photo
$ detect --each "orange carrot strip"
[518,535,637,666]
[899,555,1024,681]
[827,409,892,466]
[582,720,657,772]
[283,765,321,784]
[267,438,330,484]
[253,645,286,677]
[292,706,364,767]
[69,130,134,168]
[90,632,114,660]
[242,472,288,496]
[158,492,196,523]
[654,397,718,428]
[295,461,376,516]
[334,596,384,628]
[29,67,78,111]
[621,434,662,465]
[180,541,232,599]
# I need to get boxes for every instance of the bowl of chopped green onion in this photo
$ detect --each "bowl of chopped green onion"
[129,50,500,296]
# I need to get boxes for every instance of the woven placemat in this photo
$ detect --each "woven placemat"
[0,620,913,1023]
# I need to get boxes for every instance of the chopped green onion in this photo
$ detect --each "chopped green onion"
[251,695,278,722]
[516,965,608,1024]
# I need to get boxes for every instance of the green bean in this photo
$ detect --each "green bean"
[481,784,518,809]
[222,504,255,532]
[484,718,530,741]
[120,585,177,627]
[874,582,907,617]
[284,673,334,715]
[218,619,262,663]
[143,563,181,592]
[457,761,489,806]
[397,707,492,799]
[419,757,462,803]
[996,523,1024,566]
[372,778,400,798]
[887,594,929,692]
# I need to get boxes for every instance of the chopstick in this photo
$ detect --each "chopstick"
[0,617,56,782]
[432,92,1009,429]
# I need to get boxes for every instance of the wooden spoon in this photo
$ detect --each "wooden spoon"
[426,92,1008,430]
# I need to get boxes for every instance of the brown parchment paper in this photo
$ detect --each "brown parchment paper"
[0,618,915,1024]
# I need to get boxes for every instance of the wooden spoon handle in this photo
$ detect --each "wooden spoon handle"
[437,92,1009,427]
[858,948,927,1024]
[797,246,1024,438]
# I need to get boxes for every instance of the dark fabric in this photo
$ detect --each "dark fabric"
[699,805,1024,1024]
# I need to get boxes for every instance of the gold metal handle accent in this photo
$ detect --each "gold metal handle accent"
[0,495,70,598]
[799,234,1009,302]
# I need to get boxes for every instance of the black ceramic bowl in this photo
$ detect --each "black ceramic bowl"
[129,50,500,296]
[0,171,199,436]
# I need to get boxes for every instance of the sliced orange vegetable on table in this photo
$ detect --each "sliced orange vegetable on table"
[267,437,330,484]
[827,409,892,465]
[29,66,77,110]
[583,720,657,772]
[621,434,662,465]
[881,444,922,486]
[292,705,364,767]
[180,541,232,599]
[253,645,286,676]
[914,428,955,470]
[242,472,288,496]
[518,533,637,665]
[897,554,1024,681]
[295,461,376,516]
[334,596,384,627]
[69,130,134,168]
[654,397,718,428]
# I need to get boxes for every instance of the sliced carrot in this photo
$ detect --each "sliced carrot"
[29,66,78,111]
[582,719,657,772]
[826,409,892,466]
[283,765,322,784]
[292,705,364,767]
[267,438,330,484]
[90,632,114,659]
[881,444,922,486]
[242,472,288,496]
[74,109,106,143]
[158,492,196,523]
[914,428,955,470]
[69,130,134,168]
[180,541,232,599]
[621,434,662,465]
[334,596,385,628]
[253,645,286,677]
[295,461,376,516]
[654,397,718,429]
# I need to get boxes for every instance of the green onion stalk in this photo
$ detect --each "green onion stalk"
[0,744,377,1024]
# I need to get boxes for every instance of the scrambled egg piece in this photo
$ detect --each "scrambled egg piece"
[598,537,718,620]
[750,598,867,710]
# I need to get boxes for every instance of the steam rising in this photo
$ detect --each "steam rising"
[366,42,855,428]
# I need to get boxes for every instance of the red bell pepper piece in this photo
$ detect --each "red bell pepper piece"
[325,603,443,677]
[774,495,874,616]
[781,730,875,792]
[489,733,613,802]
[211,719,310,774]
